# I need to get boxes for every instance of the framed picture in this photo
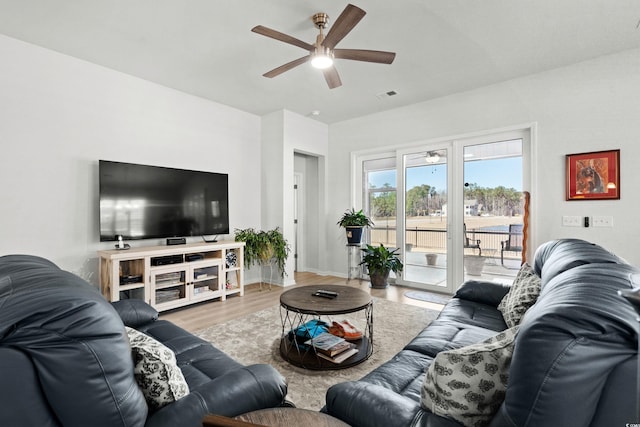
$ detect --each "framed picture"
[566,149,620,200]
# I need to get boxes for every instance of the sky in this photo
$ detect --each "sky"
[370,157,523,192]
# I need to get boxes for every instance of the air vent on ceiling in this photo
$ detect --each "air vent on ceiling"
[376,90,398,99]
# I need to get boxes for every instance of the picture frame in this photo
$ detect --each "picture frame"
[565,149,620,201]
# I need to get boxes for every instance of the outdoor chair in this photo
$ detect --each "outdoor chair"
[501,223,524,266]
[463,223,481,256]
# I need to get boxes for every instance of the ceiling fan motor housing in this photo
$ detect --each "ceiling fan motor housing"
[312,13,329,29]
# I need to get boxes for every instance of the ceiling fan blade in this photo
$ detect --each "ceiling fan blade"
[334,49,396,64]
[263,56,310,78]
[251,25,314,51]
[322,65,342,89]
[322,4,366,49]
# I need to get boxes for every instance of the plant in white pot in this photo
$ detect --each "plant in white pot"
[337,208,374,244]
[359,244,404,289]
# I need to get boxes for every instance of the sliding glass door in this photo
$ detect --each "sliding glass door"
[355,128,530,294]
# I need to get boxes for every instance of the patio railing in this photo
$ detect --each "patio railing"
[370,226,522,259]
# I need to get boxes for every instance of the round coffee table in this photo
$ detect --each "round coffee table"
[279,285,373,370]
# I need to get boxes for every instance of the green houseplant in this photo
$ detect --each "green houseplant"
[359,244,403,289]
[337,208,374,244]
[234,227,290,289]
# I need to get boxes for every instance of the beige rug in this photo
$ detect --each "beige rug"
[195,298,440,411]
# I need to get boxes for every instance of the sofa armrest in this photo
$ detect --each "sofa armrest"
[111,299,159,328]
[326,381,463,427]
[197,364,287,415]
[325,381,421,427]
[454,280,511,307]
[146,364,287,427]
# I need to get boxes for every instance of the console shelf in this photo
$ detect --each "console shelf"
[98,241,245,312]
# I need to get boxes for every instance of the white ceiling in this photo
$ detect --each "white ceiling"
[1,1,639,124]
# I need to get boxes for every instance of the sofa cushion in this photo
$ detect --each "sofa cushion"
[434,298,508,332]
[421,327,518,427]
[497,263,541,328]
[126,327,190,411]
[405,319,500,358]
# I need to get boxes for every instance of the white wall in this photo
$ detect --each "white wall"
[283,111,328,277]
[0,35,262,284]
[2,32,637,286]
[261,110,329,285]
[328,48,640,275]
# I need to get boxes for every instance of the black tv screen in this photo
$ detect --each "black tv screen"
[99,160,229,241]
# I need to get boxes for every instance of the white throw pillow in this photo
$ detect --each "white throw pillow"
[497,263,541,328]
[421,327,518,427]
[126,327,189,410]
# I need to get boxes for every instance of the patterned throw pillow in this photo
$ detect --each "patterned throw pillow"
[421,327,518,427]
[125,327,189,411]
[497,263,541,328]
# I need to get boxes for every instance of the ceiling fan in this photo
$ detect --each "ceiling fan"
[251,3,396,89]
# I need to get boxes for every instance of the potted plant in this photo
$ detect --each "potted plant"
[359,244,403,289]
[337,208,374,244]
[234,227,290,289]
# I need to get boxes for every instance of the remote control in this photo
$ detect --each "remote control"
[312,292,336,299]
[316,289,338,296]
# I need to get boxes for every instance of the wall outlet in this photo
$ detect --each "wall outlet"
[592,215,613,227]
[562,215,582,227]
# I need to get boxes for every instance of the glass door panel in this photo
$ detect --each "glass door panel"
[462,139,524,284]
[364,157,397,249]
[401,148,449,289]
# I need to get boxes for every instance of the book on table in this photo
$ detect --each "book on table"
[305,332,357,360]
[316,340,353,357]
[304,332,345,351]
[317,347,359,364]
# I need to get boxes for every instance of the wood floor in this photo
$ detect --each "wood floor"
[160,272,445,332]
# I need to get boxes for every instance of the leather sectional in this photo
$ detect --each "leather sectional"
[0,254,287,427]
[324,239,640,426]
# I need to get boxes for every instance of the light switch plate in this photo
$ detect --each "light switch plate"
[592,216,613,227]
[562,215,582,227]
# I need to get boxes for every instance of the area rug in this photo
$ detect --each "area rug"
[404,290,452,305]
[195,298,440,411]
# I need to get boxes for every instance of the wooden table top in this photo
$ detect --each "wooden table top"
[235,407,351,426]
[279,285,372,315]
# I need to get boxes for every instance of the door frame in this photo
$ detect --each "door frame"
[351,124,535,293]
[294,172,304,272]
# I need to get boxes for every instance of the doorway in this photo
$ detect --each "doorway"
[294,152,321,274]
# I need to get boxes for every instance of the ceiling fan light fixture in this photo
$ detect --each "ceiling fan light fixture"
[311,49,334,69]
[425,152,440,163]
[311,54,333,69]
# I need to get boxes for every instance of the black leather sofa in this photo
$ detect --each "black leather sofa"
[325,239,640,426]
[0,254,287,427]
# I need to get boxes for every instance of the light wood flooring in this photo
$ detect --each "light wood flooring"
[160,272,445,332]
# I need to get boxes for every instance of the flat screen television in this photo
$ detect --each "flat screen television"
[99,160,229,242]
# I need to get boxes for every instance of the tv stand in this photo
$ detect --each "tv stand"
[98,241,244,312]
